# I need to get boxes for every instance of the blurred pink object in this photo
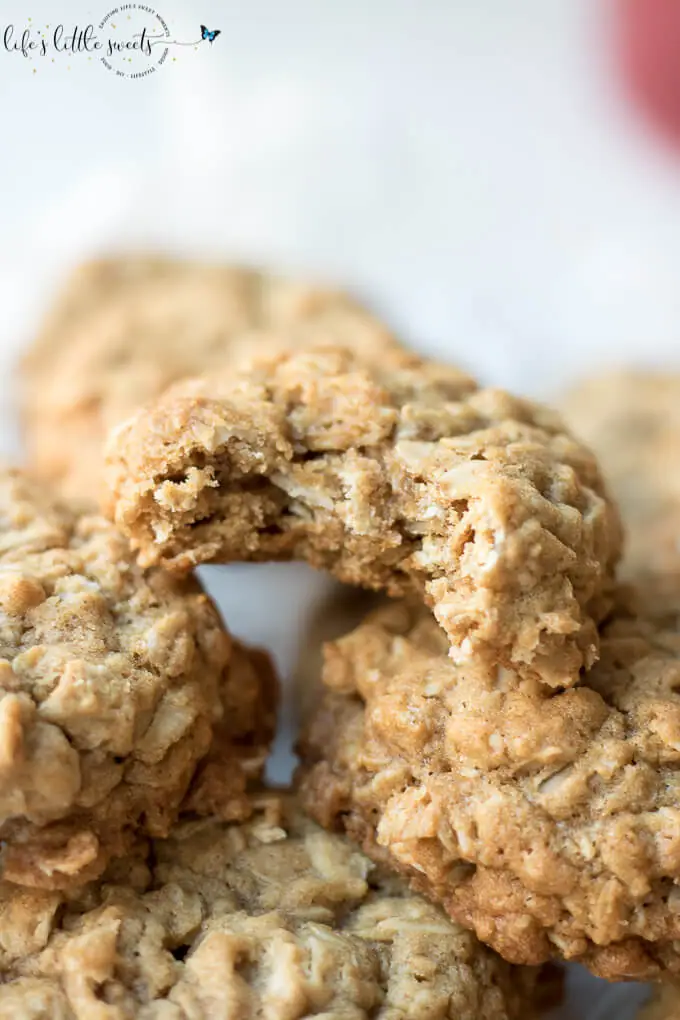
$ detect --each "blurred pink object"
[617,0,680,148]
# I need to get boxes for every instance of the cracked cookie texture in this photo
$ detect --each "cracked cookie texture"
[20,255,399,501]
[0,795,548,1020]
[105,345,621,688]
[560,370,680,576]
[298,591,680,980]
[0,466,275,890]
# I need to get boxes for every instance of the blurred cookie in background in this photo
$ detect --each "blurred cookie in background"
[20,255,401,503]
[560,371,680,577]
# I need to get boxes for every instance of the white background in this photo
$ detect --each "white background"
[2,1,678,1014]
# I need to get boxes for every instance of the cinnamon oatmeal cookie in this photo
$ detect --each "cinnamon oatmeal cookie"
[0,465,275,890]
[299,591,680,980]
[105,346,621,688]
[0,795,550,1020]
[20,255,399,502]
[560,371,680,576]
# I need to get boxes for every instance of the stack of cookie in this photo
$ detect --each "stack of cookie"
[6,256,676,1017]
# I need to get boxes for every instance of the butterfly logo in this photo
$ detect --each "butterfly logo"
[201,25,221,44]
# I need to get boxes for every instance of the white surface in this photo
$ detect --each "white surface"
[2,1,678,1014]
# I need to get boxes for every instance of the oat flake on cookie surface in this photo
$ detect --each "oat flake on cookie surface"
[106,345,621,688]
[298,584,680,981]
[0,794,551,1020]
[0,465,276,890]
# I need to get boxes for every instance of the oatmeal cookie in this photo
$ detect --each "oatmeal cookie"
[0,465,275,890]
[21,255,399,502]
[106,346,621,687]
[560,371,680,576]
[299,591,680,980]
[0,795,549,1020]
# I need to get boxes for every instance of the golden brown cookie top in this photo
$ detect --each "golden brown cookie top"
[299,590,680,980]
[0,796,545,1020]
[21,256,400,502]
[0,466,274,890]
[106,345,621,688]
[560,370,680,576]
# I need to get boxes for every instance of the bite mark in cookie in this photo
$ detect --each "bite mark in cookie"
[106,346,621,687]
